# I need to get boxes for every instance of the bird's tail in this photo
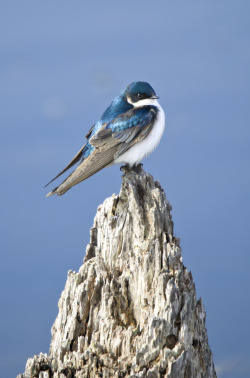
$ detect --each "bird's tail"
[44,144,86,189]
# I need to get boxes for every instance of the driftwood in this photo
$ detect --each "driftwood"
[18,167,216,377]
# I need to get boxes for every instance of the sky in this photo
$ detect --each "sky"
[0,1,250,377]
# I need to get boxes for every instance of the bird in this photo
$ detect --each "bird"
[45,81,165,196]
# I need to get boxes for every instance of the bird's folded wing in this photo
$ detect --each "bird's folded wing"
[46,106,157,196]
[47,143,119,196]
[90,106,158,157]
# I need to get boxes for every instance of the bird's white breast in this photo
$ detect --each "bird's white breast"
[114,100,165,166]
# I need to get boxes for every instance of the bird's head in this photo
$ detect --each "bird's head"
[125,81,159,107]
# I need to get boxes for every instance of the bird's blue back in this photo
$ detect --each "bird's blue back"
[82,90,133,159]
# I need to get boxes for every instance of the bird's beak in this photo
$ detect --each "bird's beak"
[151,95,159,99]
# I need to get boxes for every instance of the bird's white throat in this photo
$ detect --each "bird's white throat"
[127,97,159,107]
[114,100,165,166]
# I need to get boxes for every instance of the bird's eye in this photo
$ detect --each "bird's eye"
[136,93,143,99]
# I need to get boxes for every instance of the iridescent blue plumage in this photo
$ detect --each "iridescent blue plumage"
[81,90,133,159]
[100,90,133,123]
[107,106,157,132]
[45,81,165,196]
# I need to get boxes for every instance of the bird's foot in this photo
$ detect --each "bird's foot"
[120,164,130,173]
[120,163,143,174]
[132,163,143,173]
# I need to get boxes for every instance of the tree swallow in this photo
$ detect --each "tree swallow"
[45,81,165,196]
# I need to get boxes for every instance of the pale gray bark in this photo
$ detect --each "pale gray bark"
[18,167,216,377]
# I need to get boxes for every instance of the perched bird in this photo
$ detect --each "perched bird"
[45,81,165,196]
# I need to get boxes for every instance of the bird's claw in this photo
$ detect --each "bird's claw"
[120,163,143,174]
[120,164,130,172]
[133,163,143,173]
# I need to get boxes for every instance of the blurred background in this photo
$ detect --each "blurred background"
[0,1,249,377]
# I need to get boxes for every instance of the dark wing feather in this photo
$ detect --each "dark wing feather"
[44,144,85,188]
[85,124,95,139]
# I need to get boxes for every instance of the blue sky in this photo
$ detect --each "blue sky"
[1,1,250,377]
